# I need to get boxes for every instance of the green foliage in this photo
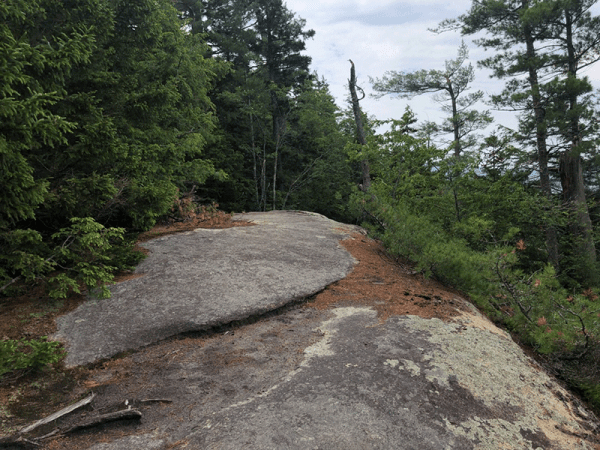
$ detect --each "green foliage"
[0,0,92,229]
[1,0,223,301]
[49,218,128,299]
[351,113,494,292]
[0,338,64,377]
[277,78,355,220]
[1,217,143,300]
[360,195,493,293]
[356,105,600,410]
[359,168,600,357]
[178,0,325,214]
[352,108,594,341]
[358,165,600,358]
[451,0,600,288]
[1,0,227,233]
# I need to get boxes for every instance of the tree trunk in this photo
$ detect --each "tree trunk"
[446,77,462,222]
[523,3,560,269]
[446,77,461,159]
[348,60,370,191]
[559,151,597,285]
[271,107,286,210]
[558,8,597,285]
[261,142,267,211]
[249,103,260,210]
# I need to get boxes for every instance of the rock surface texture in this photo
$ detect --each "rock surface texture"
[45,211,599,449]
[53,211,360,367]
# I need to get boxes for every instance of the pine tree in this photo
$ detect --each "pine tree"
[543,0,600,285]
[1,0,226,295]
[371,42,492,222]
[176,0,316,211]
[0,0,95,229]
[371,42,492,159]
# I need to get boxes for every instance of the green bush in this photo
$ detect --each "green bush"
[1,217,145,299]
[0,338,64,377]
[489,248,600,354]
[356,190,600,411]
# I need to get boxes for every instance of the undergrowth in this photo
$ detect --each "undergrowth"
[0,338,64,378]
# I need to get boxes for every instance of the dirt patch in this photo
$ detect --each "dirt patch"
[309,234,467,321]
[135,211,254,243]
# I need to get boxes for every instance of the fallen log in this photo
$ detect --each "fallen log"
[0,393,96,448]
[63,408,142,434]
[19,393,95,435]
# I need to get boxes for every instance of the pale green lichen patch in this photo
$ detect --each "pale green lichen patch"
[303,307,377,363]
[400,359,421,377]
[444,416,554,450]
[397,314,594,449]
[384,358,421,376]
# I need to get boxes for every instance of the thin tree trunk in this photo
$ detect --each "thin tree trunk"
[559,151,597,284]
[523,2,560,269]
[261,139,267,211]
[349,60,371,191]
[271,112,286,210]
[446,77,461,159]
[559,8,597,284]
[249,104,260,209]
[272,146,278,210]
[446,77,462,222]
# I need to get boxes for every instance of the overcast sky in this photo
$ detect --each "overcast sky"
[285,0,600,134]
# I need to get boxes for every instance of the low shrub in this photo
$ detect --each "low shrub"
[0,338,64,378]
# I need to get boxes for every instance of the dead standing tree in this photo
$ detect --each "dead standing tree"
[349,60,371,191]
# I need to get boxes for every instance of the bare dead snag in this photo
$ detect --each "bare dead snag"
[349,60,371,192]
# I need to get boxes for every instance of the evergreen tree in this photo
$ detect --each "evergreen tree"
[29,0,226,230]
[437,1,562,267]
[371,42,492,159]
[371,43,492,222]
[1,0,226,296]
[279,77,355,219]
[251,0,314,208]
[543,0,600,285]
[174,0,257,64]
[440,0,600,283]
[0,0,96,229]
[177,0,317,211]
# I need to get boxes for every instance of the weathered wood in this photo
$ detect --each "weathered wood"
[139,398,173,404]
[18,392,95,435]
[63,408,142,434]
[348,60,371,192]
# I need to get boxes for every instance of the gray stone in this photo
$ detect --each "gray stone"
[52,211,361,367]
[82,306,598,449]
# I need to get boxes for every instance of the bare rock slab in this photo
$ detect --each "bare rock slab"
[83,305,599,450]
[53,211,361,367]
